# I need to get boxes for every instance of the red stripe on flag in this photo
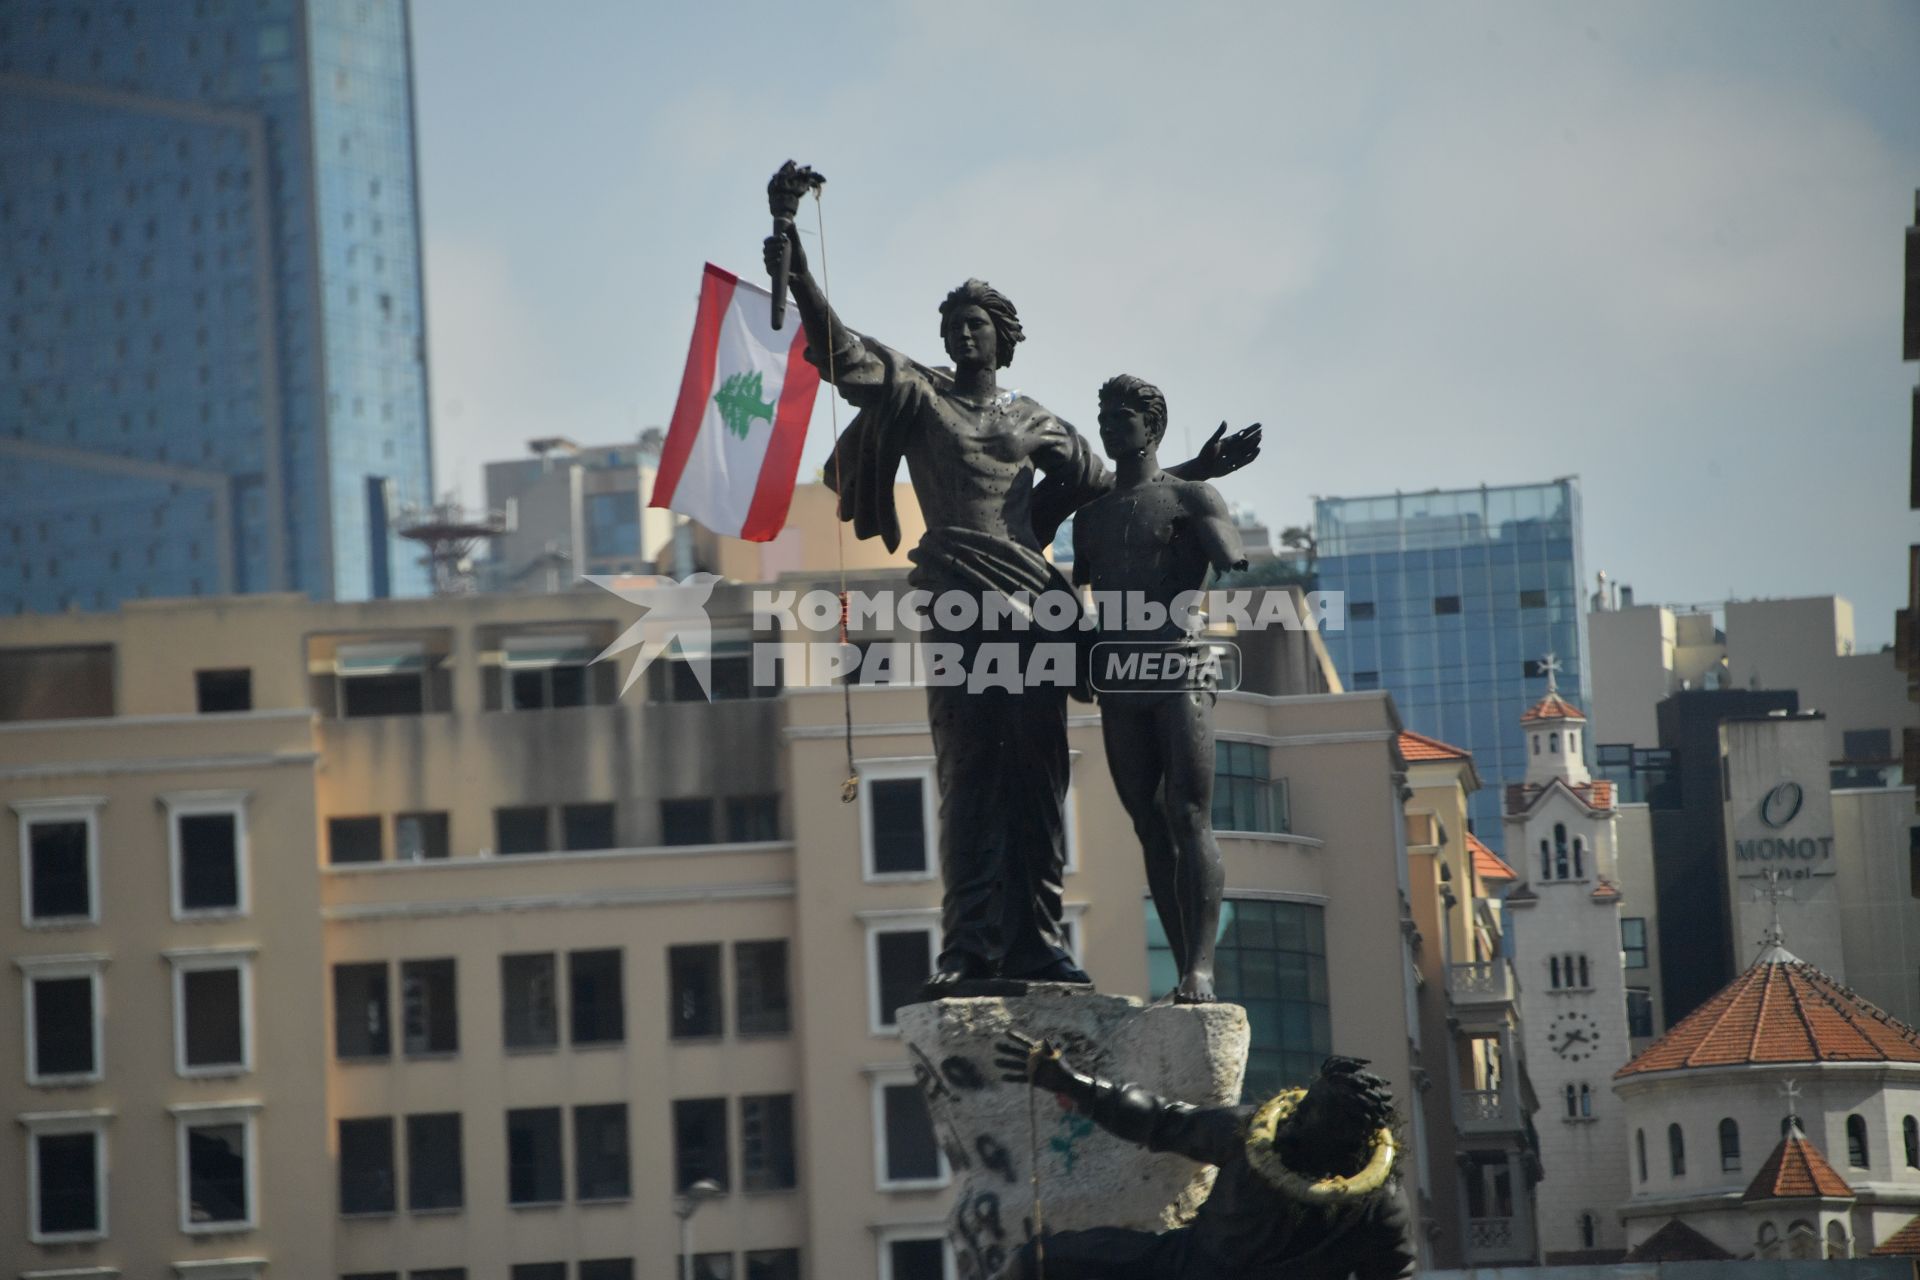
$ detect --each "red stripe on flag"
[650,263,738,511]
[739,330,822,542]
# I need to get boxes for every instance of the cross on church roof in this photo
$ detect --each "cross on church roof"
[1751,867,1797,963]
[1538,651,1561,694]
[1779,1076,1802,1125]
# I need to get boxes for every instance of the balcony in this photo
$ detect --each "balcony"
[1466,1217,1526,1266]
[1456,1085,1521,1137]
[1448,960,1515,1008]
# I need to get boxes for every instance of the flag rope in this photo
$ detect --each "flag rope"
[811,190,859,805]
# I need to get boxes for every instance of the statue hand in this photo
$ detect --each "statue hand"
[763,221,808,282]
[1193,421,1263,480]
[992,1030,1078,1094]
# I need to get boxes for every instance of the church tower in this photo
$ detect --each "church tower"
[1505,659,1633,1261]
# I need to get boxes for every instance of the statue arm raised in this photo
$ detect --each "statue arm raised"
[765,223,861,383]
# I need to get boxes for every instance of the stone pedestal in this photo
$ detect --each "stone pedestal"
[896,990,1248,1280]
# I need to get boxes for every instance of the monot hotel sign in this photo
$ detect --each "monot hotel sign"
[1734,778,1835,879]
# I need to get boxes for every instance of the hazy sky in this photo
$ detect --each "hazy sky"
[411,1,1919,646]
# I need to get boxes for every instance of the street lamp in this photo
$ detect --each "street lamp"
[674,1177,726,1280]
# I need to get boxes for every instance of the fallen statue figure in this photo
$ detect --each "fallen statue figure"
[991,1033,1415,1280]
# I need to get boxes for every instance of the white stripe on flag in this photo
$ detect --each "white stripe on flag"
[670,278,795,539]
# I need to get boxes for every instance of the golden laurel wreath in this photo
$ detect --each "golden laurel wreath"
[1244,1088,1398,1203]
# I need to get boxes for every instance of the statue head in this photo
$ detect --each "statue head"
[1278,1055,1397,1179]
[1097,374,1168,458]
[939,279,1023,370]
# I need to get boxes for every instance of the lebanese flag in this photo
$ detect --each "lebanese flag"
[650,263,822,541]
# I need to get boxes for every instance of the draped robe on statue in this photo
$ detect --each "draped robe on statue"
[817,333,1111,978]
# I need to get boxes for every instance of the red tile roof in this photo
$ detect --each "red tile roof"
[1871,1214,1920,1256]
[1743,1123,1854,1201]
[1505,778,1614,816]
[1590,879,1622,901]
[1521,691,1587,722]
[1398,730,1472,763]
[1616,954,1920,1078]
[1625,1219,1734,1262]
[1466,832,1516,882]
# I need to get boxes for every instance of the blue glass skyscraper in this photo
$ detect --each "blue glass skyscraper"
[0,0,433,612]
[1314,481,1590,853]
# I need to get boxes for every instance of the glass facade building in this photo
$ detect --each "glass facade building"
[0,0,433,613]
[1314,481,1589,853]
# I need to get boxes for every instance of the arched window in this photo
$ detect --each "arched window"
[1565,1084,1578,1118]
[1904,1115,1918,1169]
[1757,1222,1779,1259]
[1668,1123,1685,1177]
[1787,1221,1818,1260]
[1577,955,1590,988]
[1573,837,1585,879]
[1554,823,1569,878]
[1579,1083,1592,1117]
[1636,1129,1648,1183]
[1846,1114,1869,1168]
[1533,735,1541,756]
[1549,732,1558,752]
[1550,956,1562,989]
[1825,1221,1849,1259]
[1571,730,1580,752]
[1540,838,1552,881]
[1580,1213,1596,1249]
[1719,1118,1741,1172]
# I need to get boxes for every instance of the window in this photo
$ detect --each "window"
[408,1113,463,1211]
[1903,1115,1917,1169]
[1149,899,1329,1097]
[495,806,549,855]
[1520,588,1548,608]
[177,1106,256,1231]
[865,774,931,877]
[167,794,247,917]
[336,644,432,717]
[501,953,557,1050]
[1636,1129,1647,1183]
[581,1263,635,1280]
[512,1267,567,1280]
[670,944,724,1039]
[1572,837,1585,879]
[563,802,616,852]
[570,949,625,1045]
[586,490,640,558]
[334,962,391,1059]
[1580,1083,1592,1117]
[1668,1123,1685,1177]
[1622,918,1648,968]
[510,662,588,710]
[881,1236,951,1280]
[330,815,384,864]
[676,1258,732,1280]
[1550,956,1561,989]
[1847,1113,1869,1167]
[1580,1213,1596,1249]
[662,798,716,845]
[1214,741,1288,834]
[1844,728,1893,761]
[1564,1084,1578,1119]
[575,1103,631,1201]
[1351,670,1379,690]
[507,1107,564,1204]
[25,1116,106,1242]
[395,812,449,861]
[412,1272,468,1280]
[1349,601,1375,620]
[674,1097,730,1191]
[735,940,791,1036]
[745,1250,802,1280]
[869,924,935,1034]
[401,959,458,1056]
[1627,988,1655,1038]
[1553,823,1569,879]
[170,949,251,1074]
[740,1094,797,1191]
[23,956,103,1083]
[17,802,99,924]
[1434,595,1460,615]
[726,795,780,842]
[196,668,252,712]
[1719,1118,1741,1172]
[339,1117,396,1215]
[876,1078,944,1188]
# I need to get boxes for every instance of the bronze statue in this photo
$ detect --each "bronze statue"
[993,1034,1414,1280]
[1072,375,1247,1002]
[764,171,1259,993]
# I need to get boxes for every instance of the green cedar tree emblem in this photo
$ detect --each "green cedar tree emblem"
[713,370,776,439]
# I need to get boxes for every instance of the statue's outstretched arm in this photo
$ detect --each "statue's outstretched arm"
[1167,421,1263,483]
[763,224,857,379]
[994,1034,1244,1167]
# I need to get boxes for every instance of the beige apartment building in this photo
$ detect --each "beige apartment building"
[1,581,1422,1280]
[1399,730,1541,1269]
